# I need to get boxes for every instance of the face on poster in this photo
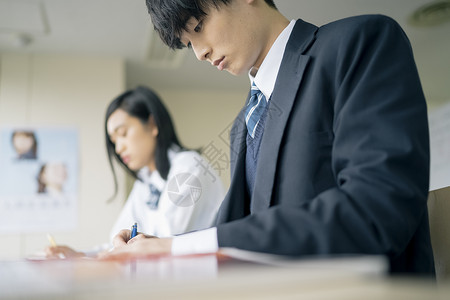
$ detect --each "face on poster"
[0,127,78,233]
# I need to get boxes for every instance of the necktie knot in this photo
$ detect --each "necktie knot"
[146,184,161,210]
[250,83,261,97]
[245,83,267,138]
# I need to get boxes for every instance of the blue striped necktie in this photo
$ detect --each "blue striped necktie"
[245,83,268,138]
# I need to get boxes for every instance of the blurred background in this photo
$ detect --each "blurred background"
[0,0,449,258]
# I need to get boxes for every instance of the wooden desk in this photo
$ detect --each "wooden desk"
[0,251,447,300]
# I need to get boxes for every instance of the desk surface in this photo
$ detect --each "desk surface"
[0,250,447,300]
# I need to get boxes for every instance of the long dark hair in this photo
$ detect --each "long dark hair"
[105,86,186,200]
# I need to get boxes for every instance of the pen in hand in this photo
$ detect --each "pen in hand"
[130,223,138,240]
[47,233,65,259]
[47,233,57,247]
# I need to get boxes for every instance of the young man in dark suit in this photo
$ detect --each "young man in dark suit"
[104,0,434,275]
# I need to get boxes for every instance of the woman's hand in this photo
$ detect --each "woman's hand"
[100,231,172,260]
[45,245,85,259]
[112,229,158,246]
[111,229,133,247]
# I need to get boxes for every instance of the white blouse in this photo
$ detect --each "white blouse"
[109,148,225,240]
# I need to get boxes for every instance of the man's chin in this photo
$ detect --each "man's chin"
[227,68,247,76]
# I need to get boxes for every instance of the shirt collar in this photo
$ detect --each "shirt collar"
[137,145,180,190]
[249,20,296,100]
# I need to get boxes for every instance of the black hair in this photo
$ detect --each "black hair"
[105,86,187,199]
[145,0,277,49]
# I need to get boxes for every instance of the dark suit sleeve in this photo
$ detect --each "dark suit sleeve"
[216,16,431,263]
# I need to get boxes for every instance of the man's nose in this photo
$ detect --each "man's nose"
[192,44,210,61]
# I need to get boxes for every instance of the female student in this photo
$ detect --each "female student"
[46,86,225,258]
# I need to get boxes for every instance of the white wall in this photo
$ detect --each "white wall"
[159,89,246,187]
[0,53,127,258]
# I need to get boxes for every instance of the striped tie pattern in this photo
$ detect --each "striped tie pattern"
[245,83,268,138]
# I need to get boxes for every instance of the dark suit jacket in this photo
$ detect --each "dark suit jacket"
[216,15,435,275]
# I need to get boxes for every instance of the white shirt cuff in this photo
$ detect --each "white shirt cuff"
[171,227,218,256]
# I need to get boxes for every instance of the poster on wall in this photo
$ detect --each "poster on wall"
[0,127,78,233]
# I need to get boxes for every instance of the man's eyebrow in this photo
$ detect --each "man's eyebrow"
[184,17,198,33]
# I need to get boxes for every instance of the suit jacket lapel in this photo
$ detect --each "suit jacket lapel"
[251,20,317,213]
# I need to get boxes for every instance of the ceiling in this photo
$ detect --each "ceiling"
[0,0,449,106]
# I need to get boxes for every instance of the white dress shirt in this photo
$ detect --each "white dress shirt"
[172,20,297,255]
[110,147,225,241]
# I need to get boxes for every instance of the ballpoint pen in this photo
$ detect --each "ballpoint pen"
[129,223,138,274]
[130,223,138,239]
